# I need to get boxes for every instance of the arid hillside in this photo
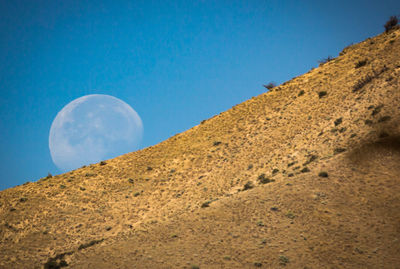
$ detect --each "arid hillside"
[1,28,400,269]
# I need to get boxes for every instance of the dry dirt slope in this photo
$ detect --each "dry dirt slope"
[1,29,400,269]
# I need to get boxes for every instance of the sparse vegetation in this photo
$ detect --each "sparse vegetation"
[134,192,140,197]
[334,117,343,126]
[201,201,211,208]
[353,74,373,92]
[303,155,317,166]
[19,197,27,202]
[365,119,373,125]
[318,172,329,178]
[298,90,305,96]
[254,262,262,267]
[213,141,222,146]
[371,104,383,116]
[355,59,367,68]
[258,174,275,184]
[384,16,398,32]
[263,82,276,90]
[279,255,290,265]
[243,181,254,190]
[300,167,310,173]
[78,239,104,250]
[99,161,107,166]
[334,148,346,154]
[319,56,334,65]
[44,252,73,269]
[318,91,327,98]
[378,116,391,123]
[286,211,295,219]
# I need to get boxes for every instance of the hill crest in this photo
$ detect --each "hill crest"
[1,28,400,268]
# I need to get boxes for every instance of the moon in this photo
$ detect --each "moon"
[49,94,143,172]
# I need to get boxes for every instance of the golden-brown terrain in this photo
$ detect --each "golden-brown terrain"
[1,29,400,268]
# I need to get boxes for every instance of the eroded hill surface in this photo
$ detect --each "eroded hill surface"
[1,29,400,268]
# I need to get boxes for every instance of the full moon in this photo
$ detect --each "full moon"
[49,94,143,171]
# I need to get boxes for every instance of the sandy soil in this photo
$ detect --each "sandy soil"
[1,28,399,269]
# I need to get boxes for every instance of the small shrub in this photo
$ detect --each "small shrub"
[243,181,254,191]
[286,211,295,219]
[378,116,391,123]
[300,167,310,173]
[134,192,140,197]
[272,168,279,175]
[334,148,346,154]
[60,185,66,189]
[371,105,383,116]
[46,173,53,179]
[258,174,274,184]
[263,82,276,90]
[191,265,200,269]
[319,56,334,65]
[44,252,73,269]
[365,119,373,125]
[213,141,222,146]
[128,178,134,184]
[355,59,367,68]
[279,255,290,265]
[254,262,262,267]
[78,239,104,250]
[147,166,153,171]
[79,187,86,191]
[318,172,328,178]
[334,117,343,126]
[303,155,317,166]
[384,16,398,32]
[201,201,211,208]
[298,90,305,96]
[247,164,253,170]
[353,74,373,92]
[99,161,107,166]
[318,91,327,98]
[19,197,27,202]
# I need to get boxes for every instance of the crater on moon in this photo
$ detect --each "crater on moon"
[49,94,143,171]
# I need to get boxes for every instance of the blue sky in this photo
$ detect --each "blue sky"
[1,0,399,190]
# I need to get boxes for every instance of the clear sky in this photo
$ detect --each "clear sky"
[1,0,399,190]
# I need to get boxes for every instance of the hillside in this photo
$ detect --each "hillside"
[1,29,400,268]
